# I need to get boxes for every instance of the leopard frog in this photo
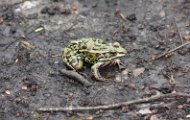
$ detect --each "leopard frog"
[62,38,127,81]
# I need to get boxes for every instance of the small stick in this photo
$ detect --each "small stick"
[59,69,92,87]
[1,39,19,52]
[156,41,190,59]
[37,92,190,112]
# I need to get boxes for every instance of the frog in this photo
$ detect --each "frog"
[62,38,127,81]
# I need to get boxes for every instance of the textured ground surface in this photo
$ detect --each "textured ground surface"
[0,0,190,120]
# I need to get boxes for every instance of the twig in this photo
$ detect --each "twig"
[1,39,20,52]
[156,41,190,59]
[59,69,92,87]
[63,22,78,32]
[37,92,190,112]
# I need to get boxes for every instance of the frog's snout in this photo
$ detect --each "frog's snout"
[121,48,127,55]
[124,49,127,54]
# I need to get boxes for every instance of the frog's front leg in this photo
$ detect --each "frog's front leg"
[64,55,84,71]
[112,59,126,70]
[64,57,76,70]
[91,62,106,81]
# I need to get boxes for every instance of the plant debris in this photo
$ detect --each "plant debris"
[156,42,190,59]
[37,92,190,112]
[59,69,92,87]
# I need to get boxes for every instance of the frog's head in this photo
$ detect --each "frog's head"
[111,42,127,57]
[99,42,127,60]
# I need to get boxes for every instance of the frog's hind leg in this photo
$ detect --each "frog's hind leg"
[91,62,106,81]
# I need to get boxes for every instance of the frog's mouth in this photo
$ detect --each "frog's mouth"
[117,48,127,56]
[116,53,126,57]
[109,52,125,58]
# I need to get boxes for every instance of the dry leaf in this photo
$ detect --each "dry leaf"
[5,90,11,95]
[34,27,44,32]
[148,54,156,61]
[21,40,35,49]
[183,35,190,41]
[115,9,126,21]
[139,108,152,115]
[133,67,145,77]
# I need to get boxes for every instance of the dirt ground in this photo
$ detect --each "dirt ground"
[0,0,190,120]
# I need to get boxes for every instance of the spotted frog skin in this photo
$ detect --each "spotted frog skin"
[62,38,127,81]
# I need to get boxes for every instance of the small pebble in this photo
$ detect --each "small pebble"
[5,90,11,95]
[127,83,136,89]
[43,93,51,98]
[127,13,137,21]
[21,84,28,91]
[177,105,184,109]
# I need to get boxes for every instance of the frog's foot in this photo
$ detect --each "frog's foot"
[110,59,126,70]
[91,62,107,81]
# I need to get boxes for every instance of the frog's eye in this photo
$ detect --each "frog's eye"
[113,42,120,48]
